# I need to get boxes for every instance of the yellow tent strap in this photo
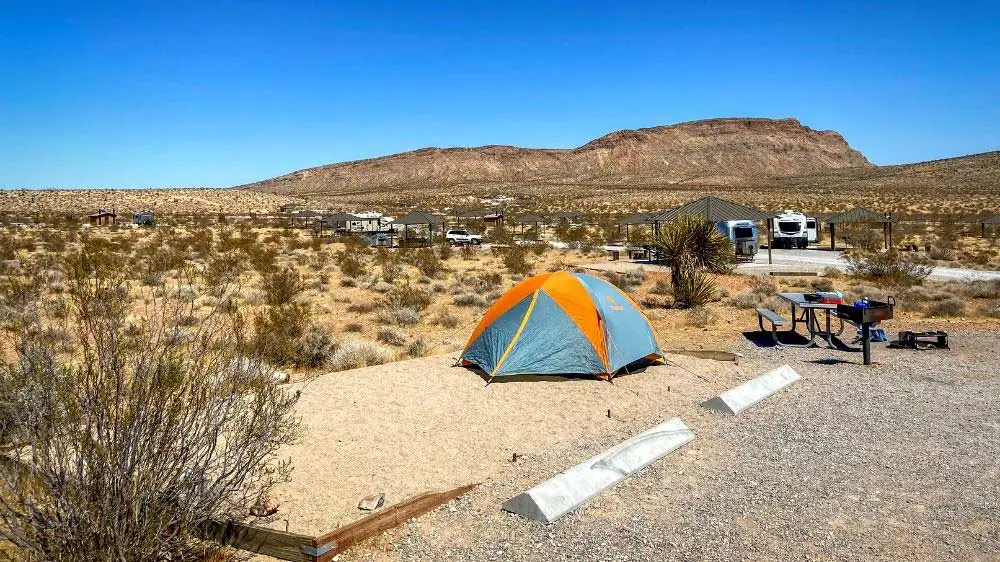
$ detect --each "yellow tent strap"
[491,290,540,375]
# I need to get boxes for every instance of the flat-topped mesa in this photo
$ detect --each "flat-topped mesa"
[237,117,873,195]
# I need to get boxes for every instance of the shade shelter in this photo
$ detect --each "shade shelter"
[452,209,484,227]
[649,196,774,263]
[981,215,1000,238]
[317,212,360,236]
[390,210,446,245]
[617,212,658,241]
[515,214,546,234]
[460,271,664,380]
[825,207,894,250]
[550,211,585,224]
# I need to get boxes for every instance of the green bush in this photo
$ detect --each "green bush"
[844,250,931,287]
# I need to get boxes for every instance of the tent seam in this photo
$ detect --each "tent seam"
[491,290,540,375]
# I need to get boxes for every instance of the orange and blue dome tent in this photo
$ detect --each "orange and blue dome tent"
[460,271,664,379]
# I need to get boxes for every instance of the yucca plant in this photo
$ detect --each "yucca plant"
[654,216,735,308]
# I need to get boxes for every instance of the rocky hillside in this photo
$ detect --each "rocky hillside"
[237,118,872,196]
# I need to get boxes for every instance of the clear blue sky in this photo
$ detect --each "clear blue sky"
[1,1,998,188]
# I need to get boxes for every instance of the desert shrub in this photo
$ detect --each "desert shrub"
[460,244,476,260]
[328,338,393,371]
[728,292,760,309]
[252,302,308,364]
[748,275,777,296]
[411,248,443,278]
[385,283,432,311]
[377,325,407,346]
[821,266,843,278]
[650,278,672,295]
[431,309,460,328]
[0,247,299,560]
[810,277,836,292]
[260,266,305,306]
[437,240,453,260]
[346,301,379,314]
[370,280,394,293]
[499,245,532,275]
[844,250,931,287]
[340,276,358,287]
[453,292,488,307]
[606,270,645,291]
[294,325,338,367]
[928,246,955,261]
[344,322,363,332]
[377,307,420,325]
[673,269,718,308]
[639,295,669,309]
[406,338,430,358]
[336,245,369,278]
[376,248,403,282]
[924,296,965,317]
[686,306,714,327]
[980,301,1000,318]
[966,280,1000,299]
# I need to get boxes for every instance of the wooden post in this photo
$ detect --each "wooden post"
[830,223,836,250]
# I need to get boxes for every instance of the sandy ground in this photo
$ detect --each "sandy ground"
[254,328,1000,561]
[271,352,748,535]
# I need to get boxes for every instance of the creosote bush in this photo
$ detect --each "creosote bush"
[844,250,932,287]
[0,247,299,561]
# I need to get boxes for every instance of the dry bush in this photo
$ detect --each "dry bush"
[810,277,836,292]
[821,266,843,278]
[924,296,966,317]
[748,275,777,296]
[460,244,476,260]
[375,248,403,282]
[336,245,369,278]
[431,309,460,328]
[344,322,363,332]
[686,307,714,327]
[728,292,759,309]
[376,325,407,346]
[406,338,430,358]
[0,246,299,560]
[844,250,931,287]
[340,276,358,287]
[260,266,304,307]
[453,292,488,307]
[328,338,393,371]
[966,280,1000,299]
[410,248,442,278]
[346,301,378,314]
[499,245,532,275]
[606,270,645,292]
[980,301,1000,318]
[294,326,338,367]
[649,277,672,295]
[377,307,420,326]
[385,283,432,311]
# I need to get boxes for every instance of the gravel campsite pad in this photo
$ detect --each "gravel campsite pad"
[272,330,999,561]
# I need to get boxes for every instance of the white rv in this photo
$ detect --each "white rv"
[771,210,809,249]
[715,220,759,258]
[806,217,818,244]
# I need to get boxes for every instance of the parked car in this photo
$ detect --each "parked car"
[445,229,483,245]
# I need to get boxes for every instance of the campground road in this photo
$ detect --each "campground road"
[737,248,1000,281]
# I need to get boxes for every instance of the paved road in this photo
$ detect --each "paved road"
[738,248,1000,281]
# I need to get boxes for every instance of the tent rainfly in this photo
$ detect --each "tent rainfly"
[825,207,894,250]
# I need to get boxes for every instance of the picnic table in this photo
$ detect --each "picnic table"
[774,292,846,348]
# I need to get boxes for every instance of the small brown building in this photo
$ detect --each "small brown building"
[88,209,117,226]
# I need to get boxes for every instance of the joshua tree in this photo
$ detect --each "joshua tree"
[653,216,735,308]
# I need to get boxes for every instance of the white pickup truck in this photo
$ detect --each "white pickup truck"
[445,229,483,245]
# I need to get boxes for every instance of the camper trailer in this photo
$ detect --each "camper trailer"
[806,217,818,244]
[715,220,759,259]
[771,210,809,249]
